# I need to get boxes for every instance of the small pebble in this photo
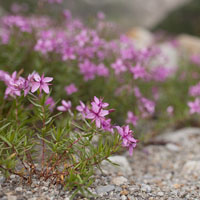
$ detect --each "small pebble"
[112,176,128,186]
[96,185,115,194]
[15,187,22,193]
[157,191,164,196]
[10,175,15,179]
[121,195,127,200]
[141,184,151,193]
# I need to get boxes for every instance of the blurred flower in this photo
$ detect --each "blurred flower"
[167,106,174,116]
[97,12,105,20]
[76,101,89,118]
[188,98,200,114]
[57,100,71,112]
[189,82,200,97]
[130,63,146,80]
[191,54,200,66]
[65,83,78,95]
[79,59,96,81]
[96,63,109,77]
[45,97,55,112]
[111,59,127,75]
[126,111,138,126]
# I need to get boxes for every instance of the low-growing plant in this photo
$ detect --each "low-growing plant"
[0,70,137,198]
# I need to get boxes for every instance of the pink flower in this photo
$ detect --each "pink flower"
[76,101,89,117]
[75,30,89,47]
[61,46,76,61]
[96,63,109,77]
[126,111,138,126]
[167,106,174,116]
[130,63,146,80]
[86,97,110,128]
[97,11,105,20]
[4,71,25,99]
[134,87,142,98]
[188,98,200,114]
[101,118,114,133]
[191,54,200,66]
[111,59,127,75]
[139,97,155,118]
[24,72,36,96]
[45,97,55,112]
[57,100,71,112]
[189,82,200,97]
[92,96,109,108]
[79,59,96,81]
[151,66,173,82]
[31,73,53,94]
[116,125,137,156]
[65,83,78,95]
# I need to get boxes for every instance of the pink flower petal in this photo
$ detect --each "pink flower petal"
[86,112,95,119]
[95,118,101,128]
[33,74,41,82]
[57,106,66,112]
[43,77,53,83]
[31,82,40,93]
[99,109,109,117]
[92,103,100,113]
[42,84,50,94]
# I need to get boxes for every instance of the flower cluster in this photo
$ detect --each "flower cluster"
[0,69,137,156]
[0,70,53,98]
[116,125,137,156]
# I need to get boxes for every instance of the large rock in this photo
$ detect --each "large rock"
[127,27,179,69]
[182,161,200,176]
[177,34,200,55]
[101,155,132,176]
[63,0,191,29]
[156,42,179,69]
[157,127,200,145]
[127,27,153,48]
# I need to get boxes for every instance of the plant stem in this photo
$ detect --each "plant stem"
[41,106,46,173]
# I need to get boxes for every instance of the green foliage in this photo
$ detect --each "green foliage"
[0,92,121,198]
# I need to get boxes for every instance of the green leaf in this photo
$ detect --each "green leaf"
[0,135,12,147]
[0,122,11,131]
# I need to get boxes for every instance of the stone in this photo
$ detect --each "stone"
[177,34,200,55]
[41,186,48,191]
[0,176,5,184]
[15,187,22,193]
[157,127,200,145]
[101,156,132,176]
[155,42,179,70]
[115,186,122,192]
[141,184,152,193]
[7,195,17,200]
[182,161,200,175]
[166,143,180,152]
[121,195,127,200]
[10,175,15,179]
[127,27,153,48]
[65,0,191,29]
[96,185,115,194]
[112,176,128,186]
[157,191,164,196]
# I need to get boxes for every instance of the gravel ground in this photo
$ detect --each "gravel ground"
[1,127,200,200]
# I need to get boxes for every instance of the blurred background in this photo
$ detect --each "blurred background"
[1,0,200,36]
